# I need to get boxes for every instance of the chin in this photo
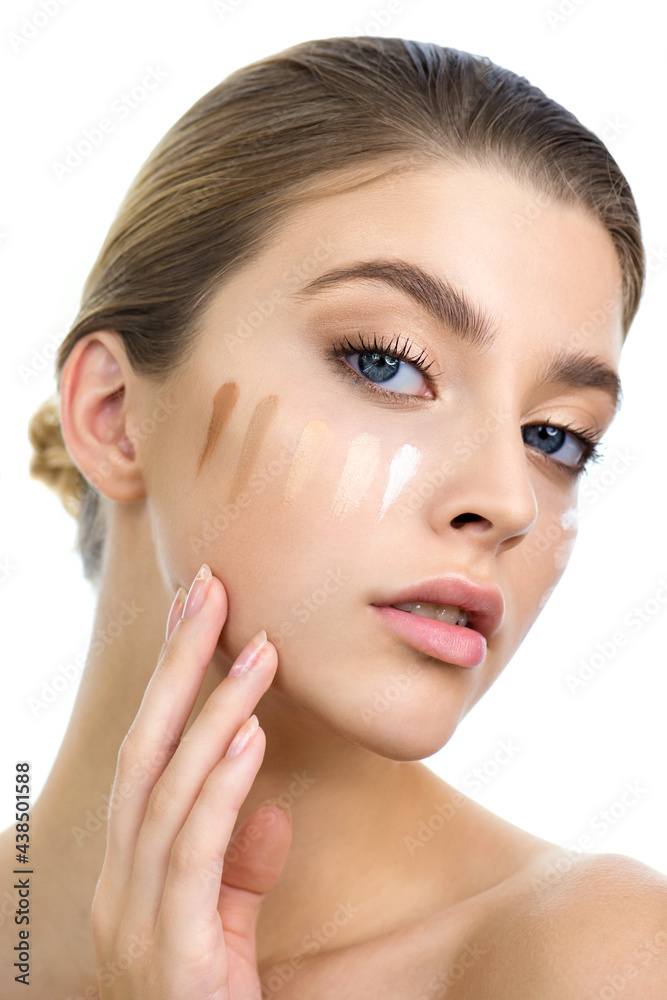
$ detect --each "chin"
[319,676,467,762]
[345,718,459,762]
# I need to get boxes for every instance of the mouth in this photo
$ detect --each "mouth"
[391,601,472,626]
[369,575,505,669]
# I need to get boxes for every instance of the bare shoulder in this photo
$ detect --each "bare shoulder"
[464,848,667,998]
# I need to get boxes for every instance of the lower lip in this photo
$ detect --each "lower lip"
[370,605,487,668]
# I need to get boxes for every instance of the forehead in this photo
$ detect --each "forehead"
[194,165,623,419]
[202,164,624,375]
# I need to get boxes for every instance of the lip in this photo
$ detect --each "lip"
[369,574,504,669]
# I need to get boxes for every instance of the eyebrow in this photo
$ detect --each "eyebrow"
[292,257,622,415]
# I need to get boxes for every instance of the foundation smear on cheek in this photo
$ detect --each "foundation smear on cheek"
[377,443,422,522]
[331,432,380,519]
[228,394,279,504]
[196,381,239,476]
[282,419,330,508]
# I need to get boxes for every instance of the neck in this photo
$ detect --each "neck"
[18,502,446,993]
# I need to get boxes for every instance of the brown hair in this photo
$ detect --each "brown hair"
[27,35,645,586]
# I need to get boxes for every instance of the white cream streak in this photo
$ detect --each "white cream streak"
[377,444,422,521]
[331,433,380,519]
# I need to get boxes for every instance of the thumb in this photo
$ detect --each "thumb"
[218,802,293,939]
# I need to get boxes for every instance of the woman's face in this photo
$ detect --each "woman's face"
[141,165,624,760]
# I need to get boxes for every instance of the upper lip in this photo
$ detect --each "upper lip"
[374,575,505,641]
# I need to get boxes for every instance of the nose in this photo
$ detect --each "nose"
[427,417,539,553]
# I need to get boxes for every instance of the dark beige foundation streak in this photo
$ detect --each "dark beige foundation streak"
[196,381,239,476]
[228,394,279,503]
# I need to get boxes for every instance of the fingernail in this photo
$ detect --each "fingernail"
[228,629,268,678]
[166,586,188,641]
[224,715,259,759]
[182,563,212,619]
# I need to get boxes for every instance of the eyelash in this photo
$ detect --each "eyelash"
[326,331,604,480]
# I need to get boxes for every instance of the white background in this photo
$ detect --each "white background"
[1,0,665,875]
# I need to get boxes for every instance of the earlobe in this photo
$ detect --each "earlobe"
[59,331,147,503]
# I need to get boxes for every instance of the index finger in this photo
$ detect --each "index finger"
[104,567,228,884]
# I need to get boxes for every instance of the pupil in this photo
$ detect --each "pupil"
[358,352,399,383]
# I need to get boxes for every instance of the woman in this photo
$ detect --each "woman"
[5,34,666,998]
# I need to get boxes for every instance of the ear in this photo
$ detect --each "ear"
[59,330,147,502]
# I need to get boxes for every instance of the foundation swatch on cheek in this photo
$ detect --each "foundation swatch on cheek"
[377,443,422,522]
[282,419,330,508]
[196,381,239,476]
[331,432,380,519]
[228,394,279,504]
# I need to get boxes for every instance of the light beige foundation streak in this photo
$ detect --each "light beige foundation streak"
[227,394,279,504]
[196,381,239,475]
[282,419,330,508]
[331,432,381,519]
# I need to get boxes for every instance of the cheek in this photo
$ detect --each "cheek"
[512,489,580,623]
[180,396,417,666]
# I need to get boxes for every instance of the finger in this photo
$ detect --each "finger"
[154,718,267,952]
[218,803,293,940]
[126,634,277,921]
[104,569,227,888]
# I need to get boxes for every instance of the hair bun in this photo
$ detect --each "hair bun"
[27,394,88,518]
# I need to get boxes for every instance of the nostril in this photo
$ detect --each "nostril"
[451,512,483,526]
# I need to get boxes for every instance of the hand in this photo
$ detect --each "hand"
[90,563,293,998]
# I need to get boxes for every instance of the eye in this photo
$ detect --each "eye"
[328,332,438,399]
[344,350,429,395]
[522,422,602,478]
